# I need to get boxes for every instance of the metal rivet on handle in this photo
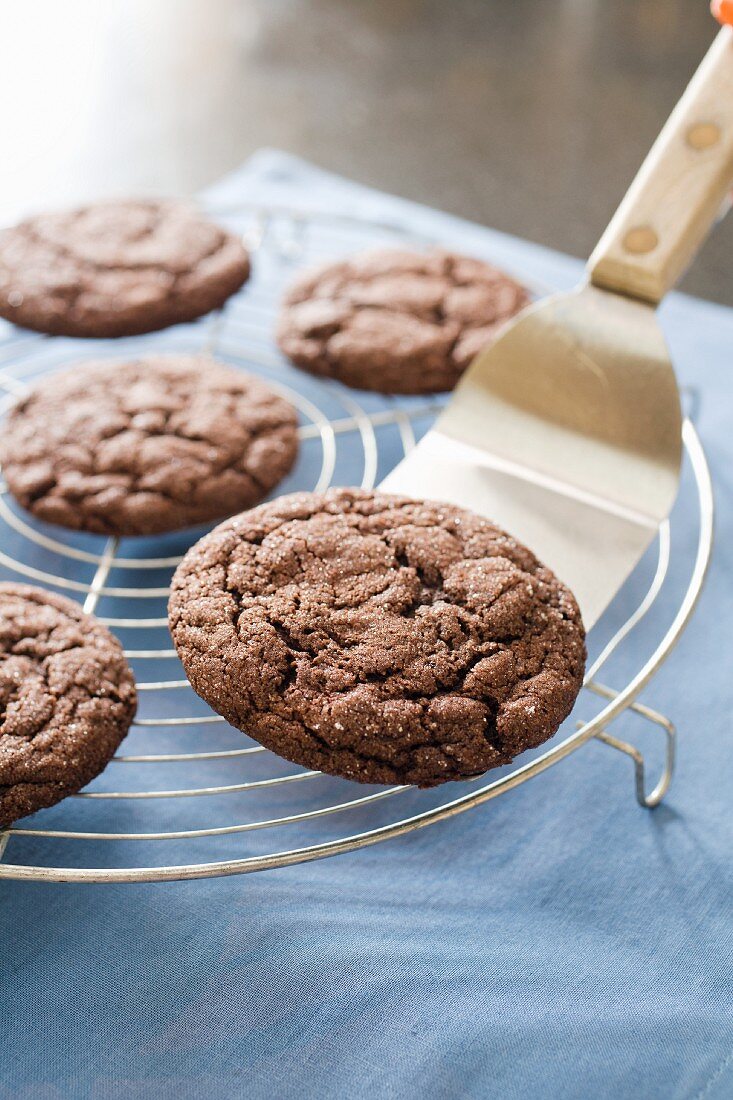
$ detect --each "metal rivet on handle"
[623,226,658,254]
[686,122,722,150]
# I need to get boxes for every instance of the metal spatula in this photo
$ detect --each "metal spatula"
[383,27,733,629]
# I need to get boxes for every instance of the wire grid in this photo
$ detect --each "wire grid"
[0,204,714,883]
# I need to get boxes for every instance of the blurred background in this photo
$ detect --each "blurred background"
[0,0,729,303]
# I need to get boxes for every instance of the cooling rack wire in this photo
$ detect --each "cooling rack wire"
[0,204,714,882]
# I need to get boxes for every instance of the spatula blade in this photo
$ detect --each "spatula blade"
[381,285,682,629]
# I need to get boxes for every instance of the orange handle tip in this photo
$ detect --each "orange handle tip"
[711,0,733,27]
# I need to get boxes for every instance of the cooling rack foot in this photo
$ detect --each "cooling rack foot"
[593,711,676,808]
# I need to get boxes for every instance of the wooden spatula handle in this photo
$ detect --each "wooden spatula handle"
[589,26,733,304]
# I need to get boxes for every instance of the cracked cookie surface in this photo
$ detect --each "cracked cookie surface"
[169,489,586,787]
[276,248,529,394]
[0,199,250,337]
[0,583,137,826]
[0,354,299,536]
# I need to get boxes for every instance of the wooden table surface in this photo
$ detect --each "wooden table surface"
[1,0,729,304]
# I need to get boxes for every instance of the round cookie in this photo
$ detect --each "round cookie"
[169,489,586,788]
[0,354,299,537]
[276,248,529,394]
[0,199,250,337]
[0,583,137,826]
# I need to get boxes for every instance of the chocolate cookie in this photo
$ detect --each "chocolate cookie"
[0,199,250,337]
[169,489,586,787]
[0,354,299,537]
[276,248,529,394]
[0,584,136,826]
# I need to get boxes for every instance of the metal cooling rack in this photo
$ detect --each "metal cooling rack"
[0,204,714,883]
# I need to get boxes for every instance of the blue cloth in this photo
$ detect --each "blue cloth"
[1,151,732,1100]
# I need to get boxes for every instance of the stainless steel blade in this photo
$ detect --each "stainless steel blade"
[381,285,682,629]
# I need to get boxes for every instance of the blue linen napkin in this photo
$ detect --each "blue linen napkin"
[1,151,731,1100]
